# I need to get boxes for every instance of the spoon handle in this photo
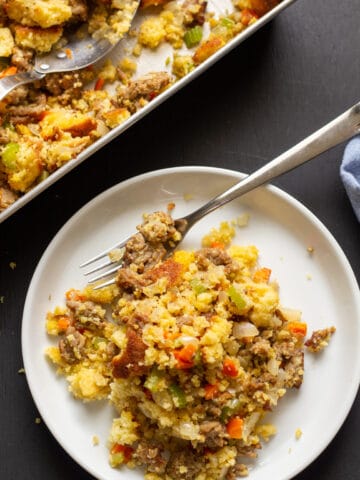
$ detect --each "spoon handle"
[186,102,360,226]
[0,70,45,101]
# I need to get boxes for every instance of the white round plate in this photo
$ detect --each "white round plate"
[22,166,360,480]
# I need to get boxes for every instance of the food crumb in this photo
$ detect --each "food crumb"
[0,296,4,303]
[167,202,175,211]
[35,417,41,424]
[92,435,100,446]
[306,274,312,281]
[235,212,250,227]
[109,248,125,262]
[295,428,302,439]
[183,193,194,201]
[9,261,16,269]
[307,246,314,255]
[305,327,336,353]
[18,367,25,374]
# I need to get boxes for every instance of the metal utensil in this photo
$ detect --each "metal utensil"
[81,101,360,288]
[0,1,139,101]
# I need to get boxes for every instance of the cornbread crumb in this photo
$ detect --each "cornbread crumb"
[0,28,15,57]
[138,16,167,49]
[109,248,125,262]
[18,367,25,374]
[9,262,17,270]
[5,0,72,28]
[13,24,63,53]
[183,193,194,201]
[202,221,235,247]
[235,212,250,227]
[92,435,100,445]
[35,417,42,424]
[295,428,302,439]
[307,246,315,254]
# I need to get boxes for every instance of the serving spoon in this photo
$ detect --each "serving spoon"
[0,0,140,101]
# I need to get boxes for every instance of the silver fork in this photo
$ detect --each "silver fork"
[81,101,360,288]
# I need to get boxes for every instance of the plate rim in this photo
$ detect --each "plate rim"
[22,165,360,480]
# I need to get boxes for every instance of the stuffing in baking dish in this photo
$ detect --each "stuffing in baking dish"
[0,0,281,212]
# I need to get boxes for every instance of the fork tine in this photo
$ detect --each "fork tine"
[79,237,130,268]
[93,277,116,290]
[88,264,121,284]
[83,258,113,276]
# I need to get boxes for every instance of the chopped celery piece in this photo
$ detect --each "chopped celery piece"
[2,142,19,169]
[110,452,125,466]
[220,398,241,423]
[228,285,246,310]
[190,278,206,295]
[221,17,235,28]
[92,336,105,349]
[144,368,163,393]
[184,26,203,49]
[193,349,202,365]
[169,383,187,408]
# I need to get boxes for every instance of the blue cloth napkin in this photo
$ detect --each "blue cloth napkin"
[340,136,360,222]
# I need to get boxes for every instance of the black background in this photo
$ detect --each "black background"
[1,0,360,478]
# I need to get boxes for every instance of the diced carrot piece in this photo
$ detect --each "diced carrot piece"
[252,267,271,283]
[193,36,225,65]
[164,331,180,340]
[174,343,197,369]
[222,358,238,377]
[204,383,219,400]
[0,66,17,79]
[57,316,70,332]
[95,77,105,90]
[226,416,244,439]
[248,0,279,16]
[111,444,133,462]
[210,241,225,249]
[287,321,307,337]
[240,8,259,26]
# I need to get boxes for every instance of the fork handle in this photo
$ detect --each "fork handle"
[0,70,45,101]
[185,102,360,226]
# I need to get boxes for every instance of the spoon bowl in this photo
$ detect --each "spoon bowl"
[0,0,140,100]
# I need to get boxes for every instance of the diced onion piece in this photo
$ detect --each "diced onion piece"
[267,357,280,376]
[242,412,261,442]
[174,422,200,440]
[178,335,198,346]
[233,321,259,339]
[277,307,302,323]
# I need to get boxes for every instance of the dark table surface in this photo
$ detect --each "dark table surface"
[1,0,360,478]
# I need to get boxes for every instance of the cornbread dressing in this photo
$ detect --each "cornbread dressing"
[0,0,282,212]
[45,212,335,479]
